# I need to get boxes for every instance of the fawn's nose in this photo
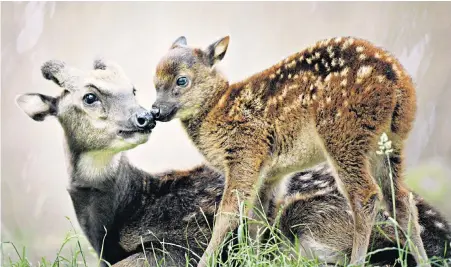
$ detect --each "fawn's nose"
[134,111,155,129]
[150,106,160,119]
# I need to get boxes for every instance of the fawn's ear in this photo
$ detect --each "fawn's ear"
[170,36,187,49]
[204,36,229,67]
[16,93,58,121]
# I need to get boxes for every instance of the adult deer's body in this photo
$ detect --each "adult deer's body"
[151,36,428,266]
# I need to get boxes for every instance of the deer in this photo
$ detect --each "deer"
[150,35,429,266]
[16,59,448,267]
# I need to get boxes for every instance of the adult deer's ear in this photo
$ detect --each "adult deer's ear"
[170,36,187,49]
[93,58,128,79]
[204,36,229,67]
[15,93,58,121]
[41,60,69,87]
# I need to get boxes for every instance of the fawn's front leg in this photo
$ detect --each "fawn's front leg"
[198,148,267,267]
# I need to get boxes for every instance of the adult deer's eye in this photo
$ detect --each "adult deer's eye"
[176,76,189,87]
[83,93,99,105]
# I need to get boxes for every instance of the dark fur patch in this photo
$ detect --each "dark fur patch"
[391,102,401,132]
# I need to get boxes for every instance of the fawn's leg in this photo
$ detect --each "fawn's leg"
[373,140,429,266]
[247,180,281,242]
[198,142,268,267]
[314,102,383,264]
[326,154,380,265]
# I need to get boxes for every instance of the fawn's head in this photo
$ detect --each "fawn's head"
[16,59,155,154]
[151,36,230,122]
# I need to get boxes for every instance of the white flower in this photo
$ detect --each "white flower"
[377,133,393,155]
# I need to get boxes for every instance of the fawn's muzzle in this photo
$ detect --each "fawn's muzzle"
[151,102,178,122]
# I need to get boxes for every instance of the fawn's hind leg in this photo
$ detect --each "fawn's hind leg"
[314,100,384,264]
[323,151,380,265]
[372,139,429,266]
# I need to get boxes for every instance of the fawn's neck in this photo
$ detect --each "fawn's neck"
[181,80,230,141]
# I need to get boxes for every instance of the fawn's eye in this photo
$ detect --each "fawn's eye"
[176,76,189,87]
[83,93,99,105]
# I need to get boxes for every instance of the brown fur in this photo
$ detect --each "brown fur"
[151,36,428,266]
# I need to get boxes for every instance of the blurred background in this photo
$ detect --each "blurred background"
[1,1,451,265]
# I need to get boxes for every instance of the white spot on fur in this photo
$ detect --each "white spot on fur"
[338,58,345,67]
[276,69,281,75]
[326,96,331,104]
[420,224,425,233]
[377,75,385,83]
[320,39,331,46]
[340,79,347,87]
[270,74,276,79]
[374,52,381,59]
[340,68,349,77]
[306,58,312,64]
[359,54,367,60]
[288,73,292,79]
[341,38,354,50]
[357,66,373,78]
[356,46,364,52]
[314,63,319,71]
[435,221,445,229]
[325,74,332,82]
[182,212,198,222]
[331,58,338,67]
[334,37,342,43]
[426,210,436,216]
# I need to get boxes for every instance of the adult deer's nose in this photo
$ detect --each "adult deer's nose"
[134,110,155,129]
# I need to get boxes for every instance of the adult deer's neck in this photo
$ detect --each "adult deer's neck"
[67,149,124,186]
[59,132,129,188]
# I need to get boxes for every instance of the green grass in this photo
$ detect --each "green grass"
[3,215,449,267]
[2,206,450,267]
